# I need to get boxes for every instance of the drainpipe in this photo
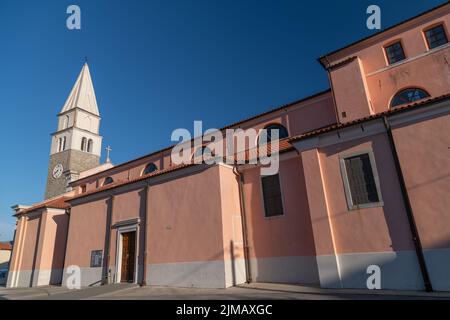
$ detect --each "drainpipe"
[61,208,71,286]
[141,183,149,286]
[383,116,433,292]
[233,164,252,283]
[102,195,114,285]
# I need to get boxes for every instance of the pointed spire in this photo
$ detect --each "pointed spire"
[60,62,100,116]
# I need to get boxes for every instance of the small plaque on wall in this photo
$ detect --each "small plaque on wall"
[90,250,103,268]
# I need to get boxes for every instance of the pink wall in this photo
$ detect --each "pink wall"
[218,165,244,262]
[318,134,416,254]
[35,210,68,271]
[17,215,40,270]
[392,113,450,250]
[330,58,373,122]
[242,156,317,258]
[65,165,245,272]
[147,166,225,264]
[366,47,450,114]
[71,92,336,196]
[65,199,109,268]
[109,188,146,266]
[327,8,450,118]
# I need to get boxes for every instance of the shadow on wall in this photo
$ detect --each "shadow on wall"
[50,214,69,285]
[243,157,320,286]
[311,136,450,291]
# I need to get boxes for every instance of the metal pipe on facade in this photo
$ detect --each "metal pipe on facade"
[382,115,433,292]
[233,164,252,283]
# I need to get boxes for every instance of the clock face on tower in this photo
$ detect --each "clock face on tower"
[52,163,64,179]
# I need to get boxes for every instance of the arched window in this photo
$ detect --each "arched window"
[62,137,67,151]
[192,146,216,163]
[58,138,62,152]
[103,177,114,186]
[391,88,430,108]
[63,115,70,129]
[258,124,289,145]
[87,139,93,153]
[81,137,87,151]
[142,163,158,176]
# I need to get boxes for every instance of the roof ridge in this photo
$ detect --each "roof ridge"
[289,93,450,142]
[70,89,331,184]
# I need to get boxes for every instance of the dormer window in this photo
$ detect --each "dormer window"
[385,41,406,65]
[425,25,448,50]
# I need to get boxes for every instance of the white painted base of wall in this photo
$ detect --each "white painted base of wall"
[250,256,320,285]
[424,248,450,292]
[146,259,246,288]
[6,269,63,288]
[317,251,425,290]
[32,269,63,287]
[61,267,103,288]
[225,258,246,287]
[316,255,341,288]
[10,249,450,291]
[6,270,32,288]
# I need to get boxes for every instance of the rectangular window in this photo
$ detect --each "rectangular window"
[425,25,448,49]
[261,174,284,217]
[341,152,383,210]
[385,41,406,65]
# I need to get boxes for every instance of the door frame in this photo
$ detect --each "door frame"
[114,224,139,284]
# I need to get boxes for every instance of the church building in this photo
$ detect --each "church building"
[6,3,450,291]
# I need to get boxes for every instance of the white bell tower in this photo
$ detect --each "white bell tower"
[45,62,103,199]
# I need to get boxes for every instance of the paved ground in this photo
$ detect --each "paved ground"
[1,283,449,300]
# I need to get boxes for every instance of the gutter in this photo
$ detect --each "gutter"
[382,115,433,292]
[233,164,252,283]
[60,208,71,286]
[102,195,114,285]
[141,183,149,286]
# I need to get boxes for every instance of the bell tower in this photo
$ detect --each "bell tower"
[45,63,103,199]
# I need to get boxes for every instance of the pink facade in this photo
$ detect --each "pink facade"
[8,3,450,291]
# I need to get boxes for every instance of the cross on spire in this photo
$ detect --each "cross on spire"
[105,145,112,163]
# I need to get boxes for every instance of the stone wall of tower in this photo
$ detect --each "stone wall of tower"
[45,149,100,199]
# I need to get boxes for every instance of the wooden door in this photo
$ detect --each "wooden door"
[120,231,136,283]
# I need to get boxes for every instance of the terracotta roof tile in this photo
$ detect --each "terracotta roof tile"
[70,89,331,185]
[289,94,450,143]
[68,138,295,201]
[0,242,12,250]
[16,197,70,216]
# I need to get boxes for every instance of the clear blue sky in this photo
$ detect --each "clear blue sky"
[0,0,446,241]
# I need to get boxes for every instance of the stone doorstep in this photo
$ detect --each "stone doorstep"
[239,283,450,298]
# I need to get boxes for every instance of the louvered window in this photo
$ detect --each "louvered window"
[341,152,383,209]
[261,174,284,217]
